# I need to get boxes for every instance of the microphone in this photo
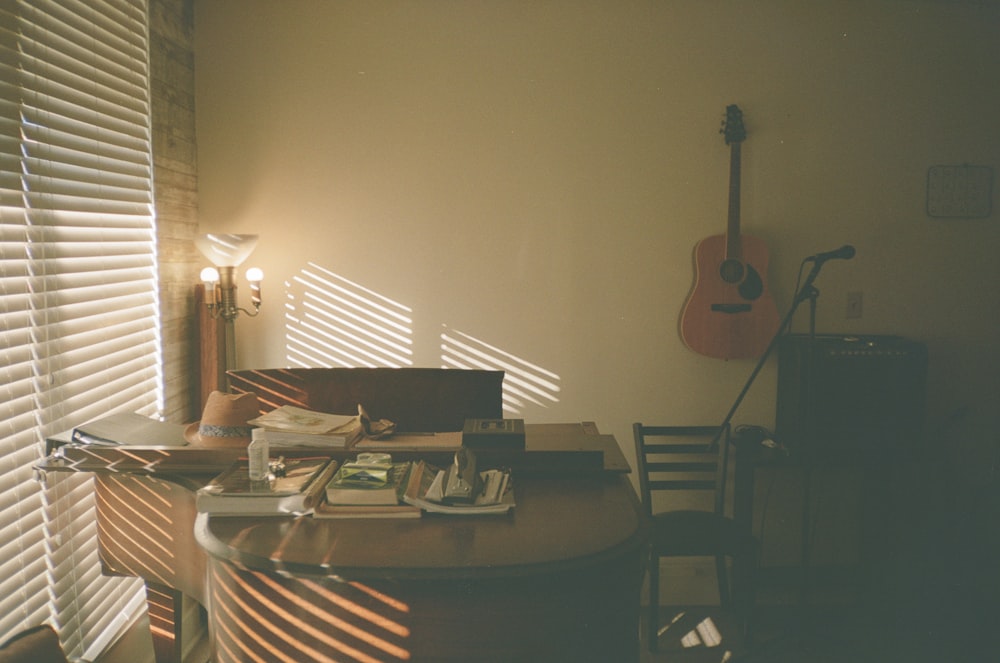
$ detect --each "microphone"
[807,244,856,263]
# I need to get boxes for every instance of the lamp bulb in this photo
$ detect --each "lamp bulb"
[200,266,219,283]
[245,267,264,282]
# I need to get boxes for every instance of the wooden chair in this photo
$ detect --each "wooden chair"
[227,367,505,432]
[632,423,756,652]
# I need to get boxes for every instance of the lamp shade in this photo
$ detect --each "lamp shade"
[195,234,259,267]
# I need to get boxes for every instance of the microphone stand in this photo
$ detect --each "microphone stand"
[714,256,828,444]
[716,256,832,623]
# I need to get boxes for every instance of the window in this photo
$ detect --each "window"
[0,0,159,658]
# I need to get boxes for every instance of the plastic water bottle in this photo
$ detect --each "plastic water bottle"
[248,428,269,481]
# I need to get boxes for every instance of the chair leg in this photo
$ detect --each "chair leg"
[740,545,757,643]
[648,550,659,652]
[715,555,732,607]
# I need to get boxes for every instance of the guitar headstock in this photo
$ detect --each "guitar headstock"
[721,104,746,145]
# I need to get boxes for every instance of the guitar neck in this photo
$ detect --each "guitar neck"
[726,141,742,260]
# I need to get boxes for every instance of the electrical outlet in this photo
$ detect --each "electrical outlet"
[846,291,863,318]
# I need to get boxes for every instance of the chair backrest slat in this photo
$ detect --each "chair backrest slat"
[649,479,716,491]
[632,422,731,517]
[646,461,716,474]
[640,425,720,437]
[643,443,708,455]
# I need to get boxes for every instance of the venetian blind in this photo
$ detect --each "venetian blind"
[0,0,159,658]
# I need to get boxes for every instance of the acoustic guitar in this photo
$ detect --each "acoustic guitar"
[680,105,779,360]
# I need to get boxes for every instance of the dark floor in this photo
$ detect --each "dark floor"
[640,484,1000,662]
[640,565,1000,663]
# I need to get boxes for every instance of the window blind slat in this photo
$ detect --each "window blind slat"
[0,435,48,639]
[0,383,38,411]
[0,1,158,658]
[0,316,33,344]
[76,577,144,634]
[18,24,150,97]
[29,0,147,64]
[0,548,47,591]
[21,96,151,145]
[23,177,152,205]
[33,298,158,331]
[21,139,151,179]
[17,53,148,120]
[0,465,44,514]
[30,258,154,278]
[23,153,153,188]
[16,211,154,230]
[24,192,152,216]
[47,347,159,390]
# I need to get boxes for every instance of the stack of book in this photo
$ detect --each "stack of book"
[314,456,420,519]
[248,405,364,448]
[196,457,337,516]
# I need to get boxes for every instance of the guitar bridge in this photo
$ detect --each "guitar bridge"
[711,303,752,314]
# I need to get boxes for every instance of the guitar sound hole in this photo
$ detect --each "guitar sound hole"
[719,259,744,284]
[739,266,764,300]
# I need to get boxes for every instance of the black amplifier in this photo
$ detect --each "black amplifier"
[775,334,928,460]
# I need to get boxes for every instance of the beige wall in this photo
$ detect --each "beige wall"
[193,0,1000,566]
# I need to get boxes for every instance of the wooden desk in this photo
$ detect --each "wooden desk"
[197,472,642,662]
[40,425,644,663]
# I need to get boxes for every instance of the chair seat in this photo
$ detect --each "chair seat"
[648,509,752,556]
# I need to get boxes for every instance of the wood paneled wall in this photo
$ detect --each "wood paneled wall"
[149,0,201,423]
